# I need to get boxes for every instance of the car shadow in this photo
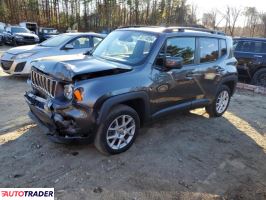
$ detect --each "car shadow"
[0,108,265,199]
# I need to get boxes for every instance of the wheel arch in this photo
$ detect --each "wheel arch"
[218,75,238,96]
[96,91,150,125]
[250,65,266,77]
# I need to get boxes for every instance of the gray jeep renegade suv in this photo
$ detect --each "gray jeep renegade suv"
[25,26,238,155]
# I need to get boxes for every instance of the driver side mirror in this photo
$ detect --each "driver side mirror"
[165,56,183,69]
[84,49,93,56]
[64,43,74,50]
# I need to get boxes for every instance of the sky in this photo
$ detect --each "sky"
[187,0,266,26]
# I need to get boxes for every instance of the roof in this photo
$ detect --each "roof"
[117,26,226,37]
[63,32,106,38]
[234,37,266,42]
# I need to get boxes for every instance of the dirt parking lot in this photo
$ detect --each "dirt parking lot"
[0,45,266,200]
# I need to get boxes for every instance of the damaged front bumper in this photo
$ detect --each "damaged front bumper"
[24,91,97,143]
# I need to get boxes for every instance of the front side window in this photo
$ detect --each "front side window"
[93,30,158,65]
[235,41,251,52]
[40,34,73,47]
[166,37,195,65]
[199,38,219,63]
[68,37,91,49]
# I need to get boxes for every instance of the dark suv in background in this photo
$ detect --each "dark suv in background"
[38,27,59,42]
[234,37,266,87]
[25,26,238,155]
[0,29,3,45]
[3,26,39,46]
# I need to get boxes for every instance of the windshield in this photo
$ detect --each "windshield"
[11,27,30,33]
[40,34,72,47]
[93,30,158,65]
[42,29,58,34]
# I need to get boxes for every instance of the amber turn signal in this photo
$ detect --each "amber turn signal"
[74,89,83,101]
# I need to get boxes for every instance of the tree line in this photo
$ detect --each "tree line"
[0,0,265,37]
[202,6,266,37]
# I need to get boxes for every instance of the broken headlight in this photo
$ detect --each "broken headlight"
[64,84,74,100]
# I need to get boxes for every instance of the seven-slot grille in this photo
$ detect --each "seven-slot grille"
[31,70,57,97]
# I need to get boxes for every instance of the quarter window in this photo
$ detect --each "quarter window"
[220,39,227,57]
[93,37,103,47]
[166,37,195,65]
[199,38,219,63]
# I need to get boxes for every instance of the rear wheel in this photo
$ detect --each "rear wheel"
[206,85,231,117]
[251,68,266,87]
[94,105,140,155]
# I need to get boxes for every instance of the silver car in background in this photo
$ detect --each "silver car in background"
[0,32,105,75]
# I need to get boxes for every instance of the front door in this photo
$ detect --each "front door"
[150,36,203,114]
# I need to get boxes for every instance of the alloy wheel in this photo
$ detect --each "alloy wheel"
[106,115,136,150]
[216,90,229,114]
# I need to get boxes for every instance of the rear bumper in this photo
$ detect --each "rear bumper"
[25,91,97,143]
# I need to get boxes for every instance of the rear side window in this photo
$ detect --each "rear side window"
[253,42,264,53]
[262,43,266,53]
[235,40,266,53]
[199,38,219,63]
[220,39,227,56]
[166,37,195,65]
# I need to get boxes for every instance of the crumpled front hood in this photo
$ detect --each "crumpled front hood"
[32,56,133,82]
[7,44,51,55]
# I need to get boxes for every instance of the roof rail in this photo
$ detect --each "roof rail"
[118,25,161,29]
[163,27,225,35]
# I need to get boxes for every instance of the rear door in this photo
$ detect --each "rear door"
[190,37,221,105]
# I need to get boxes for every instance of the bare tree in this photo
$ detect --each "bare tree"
[244,7,259,37]
[224,6,242,36]
[260,13,266,37]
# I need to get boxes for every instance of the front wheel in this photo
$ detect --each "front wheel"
[94,105,140,155]
[206,85,231,117]
[12,38,17,46]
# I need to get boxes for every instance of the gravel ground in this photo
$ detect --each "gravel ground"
[0,45,266,200]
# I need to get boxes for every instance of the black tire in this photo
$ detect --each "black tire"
[12,38,17,46]
[251,68,266,87]
[94,104,140,155]
[206,85,231,118]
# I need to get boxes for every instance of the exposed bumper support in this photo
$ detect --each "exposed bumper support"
[25,91,96,143]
